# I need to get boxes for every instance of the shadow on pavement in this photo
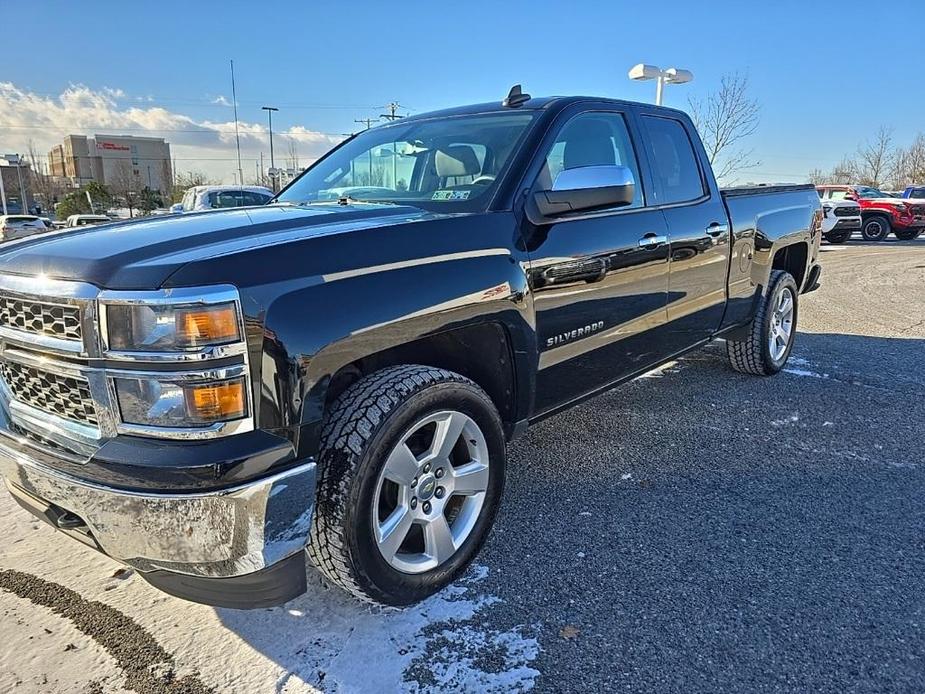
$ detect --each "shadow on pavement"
[215,331,924,693]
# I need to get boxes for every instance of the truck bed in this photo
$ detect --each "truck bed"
[721,183,817,198]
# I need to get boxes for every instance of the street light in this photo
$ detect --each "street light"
[628,64,694,106]
[262,106,279,191]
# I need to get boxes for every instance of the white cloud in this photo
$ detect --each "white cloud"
[0,82,343,183]
[210,95,231,107]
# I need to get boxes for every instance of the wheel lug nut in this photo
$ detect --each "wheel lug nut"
[435,467,445,479]
[423,463,431,473]
[422,501,432,514]
[410,477,417,488]
[410,497,418,509]
[435,486,445,499]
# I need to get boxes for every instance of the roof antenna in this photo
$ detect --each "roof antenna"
[503,84,531,108]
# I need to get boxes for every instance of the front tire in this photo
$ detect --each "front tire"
[308,365,505,605]
[726,270,798,376]
[824,229,851,244]
[861,215,891,241]
[893,228,921,241]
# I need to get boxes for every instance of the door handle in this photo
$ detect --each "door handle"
[637,233,668,249]
[706,222,728,238]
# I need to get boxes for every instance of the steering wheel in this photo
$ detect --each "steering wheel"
[471,175,496,185]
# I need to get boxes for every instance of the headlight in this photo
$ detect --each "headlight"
[114,374,247,428]
[105,301,241,352]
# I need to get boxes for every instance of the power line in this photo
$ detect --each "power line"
[0,124,346,137]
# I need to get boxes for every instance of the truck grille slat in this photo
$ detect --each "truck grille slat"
[833,207,858,217]
[0,295,82,341]
[0,361,98,426]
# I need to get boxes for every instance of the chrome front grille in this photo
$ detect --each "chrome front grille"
[0,295,82,341]
[0,360,98,426]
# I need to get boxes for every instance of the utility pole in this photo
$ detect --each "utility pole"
[0,168,7,215]
[230,60,244,189]
[380,102,403,121]
[354,117,376,130]
[261,106,279,192]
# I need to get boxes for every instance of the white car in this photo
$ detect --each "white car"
[170,185,274,213]
[0,215,48,242]
[819,198,861,244]
[65,214,113,228]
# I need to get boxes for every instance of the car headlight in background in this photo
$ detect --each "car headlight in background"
[105,301,241,352]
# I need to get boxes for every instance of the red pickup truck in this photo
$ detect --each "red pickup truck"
[816,184,925,241]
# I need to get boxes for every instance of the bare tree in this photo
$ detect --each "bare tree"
[855,126,895,187]
[888,133,925,189]
[688,72,761,182]
[108,160,142,217]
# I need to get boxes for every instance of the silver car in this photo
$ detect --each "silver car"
[0,215,48,242]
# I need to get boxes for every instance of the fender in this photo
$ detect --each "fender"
[247,213,535,459]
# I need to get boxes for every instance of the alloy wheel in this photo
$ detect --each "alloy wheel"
[372,410,490,574]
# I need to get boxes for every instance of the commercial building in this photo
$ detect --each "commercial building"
[48,134,172,194]
[0,157,35,215]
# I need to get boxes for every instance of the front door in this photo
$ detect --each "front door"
[522,108,673,414]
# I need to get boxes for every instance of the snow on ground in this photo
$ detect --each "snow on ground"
[0,492,539,693]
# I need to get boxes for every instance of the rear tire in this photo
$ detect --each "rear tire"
[893,228,921,241]
[861,215,891,242]
[308,365,505,605]
[726,270,798,376]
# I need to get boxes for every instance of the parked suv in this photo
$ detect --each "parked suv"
[817,184,925,241]
[170,185,274,213]
[0,215,48,242]
[818,197,861,243]
[901,185,925,200]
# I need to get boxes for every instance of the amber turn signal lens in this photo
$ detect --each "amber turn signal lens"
[185,380,246,422]
[177,304,239,346]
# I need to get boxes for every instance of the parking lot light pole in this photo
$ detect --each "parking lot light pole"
[628,64,694,106]
[262,106,279,192]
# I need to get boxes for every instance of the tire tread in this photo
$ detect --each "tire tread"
[307,364,484,604]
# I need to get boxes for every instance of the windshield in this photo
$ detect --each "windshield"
[277,112,536,212]
[856,186,886,199]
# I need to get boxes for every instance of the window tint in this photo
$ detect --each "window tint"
[642,116,705,204]
[542,112,643,209]
[210,191,267,208]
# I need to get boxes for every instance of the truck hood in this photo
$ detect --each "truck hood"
[0,203,430,289]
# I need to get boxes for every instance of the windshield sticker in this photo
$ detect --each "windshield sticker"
[432,190,471,201]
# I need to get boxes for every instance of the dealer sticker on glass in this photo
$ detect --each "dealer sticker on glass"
[432,190,471,201]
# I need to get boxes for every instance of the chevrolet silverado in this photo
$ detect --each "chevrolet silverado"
[0,89,822,608]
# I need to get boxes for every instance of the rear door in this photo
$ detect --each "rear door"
[636,109,731,351]
[522,105,672,414]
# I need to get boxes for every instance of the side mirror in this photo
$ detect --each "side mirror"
[169,203,183,214]
[532,165,636,219]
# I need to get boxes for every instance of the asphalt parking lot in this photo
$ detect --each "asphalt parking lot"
[1,238,923,693]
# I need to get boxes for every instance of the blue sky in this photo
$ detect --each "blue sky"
[4,0,924,183]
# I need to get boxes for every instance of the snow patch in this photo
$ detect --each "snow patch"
[784,368,829,379]
[216,564,539,693]
[635,360,680,380]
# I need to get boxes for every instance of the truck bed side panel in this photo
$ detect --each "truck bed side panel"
[720,185,821,329]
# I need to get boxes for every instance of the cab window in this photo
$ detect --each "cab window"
[642,116,705,205]
[540,112,643,209]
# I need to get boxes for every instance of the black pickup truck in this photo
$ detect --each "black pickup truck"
[0,90,821,608]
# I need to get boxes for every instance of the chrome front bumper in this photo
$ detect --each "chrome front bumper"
[0,438,316,579]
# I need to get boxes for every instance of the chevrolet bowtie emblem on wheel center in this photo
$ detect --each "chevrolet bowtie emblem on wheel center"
[418,476,437,501]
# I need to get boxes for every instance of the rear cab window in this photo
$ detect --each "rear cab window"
[640,116,706,205]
